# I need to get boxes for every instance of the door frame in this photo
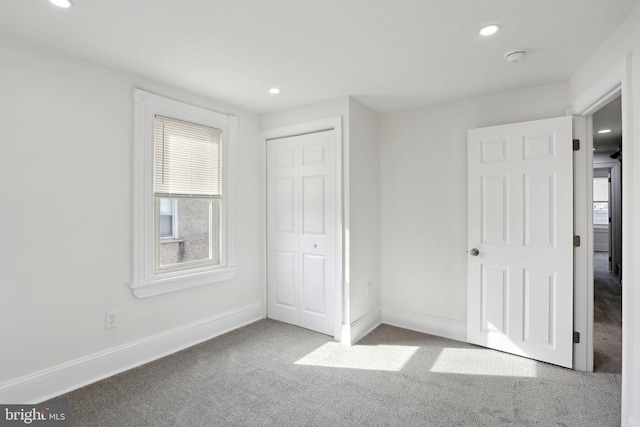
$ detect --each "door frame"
[566,55,632,418]
[261,116,344,340]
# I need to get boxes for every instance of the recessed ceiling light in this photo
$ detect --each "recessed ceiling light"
[268,88,281,94]
[479,24,500,36]
[598,129,612,134]
[49,0,74,7]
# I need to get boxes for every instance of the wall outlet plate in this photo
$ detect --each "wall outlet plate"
[105,310,118,329]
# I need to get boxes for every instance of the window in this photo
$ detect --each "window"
[159,198,177,239]
[593,176,609,226]
[132,89,237,298]
[153,116,221,271]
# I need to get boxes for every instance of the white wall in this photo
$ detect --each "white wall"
[379,83,569,326]
[569,3,640,424]
[347,99,381,324]
[0,36,264,400]
[260,98,349,131]
[593,228,609,252]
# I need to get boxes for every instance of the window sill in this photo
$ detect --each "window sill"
[160,238,183,244]
[131,267,238,298]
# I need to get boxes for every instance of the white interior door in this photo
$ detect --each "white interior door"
[267,130,336,335]
[467,116,574,368]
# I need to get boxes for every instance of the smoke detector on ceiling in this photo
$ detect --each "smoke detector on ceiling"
[504,50,527,63]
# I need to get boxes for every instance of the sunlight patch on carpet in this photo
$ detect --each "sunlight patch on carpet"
[430,348,538,377]
[295,342,419,371]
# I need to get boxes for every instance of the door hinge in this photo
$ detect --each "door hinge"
[573,331,581,344]
[573,139,580,151]
[573,235,581,247]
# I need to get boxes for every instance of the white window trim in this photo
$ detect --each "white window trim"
[132,89,237,298]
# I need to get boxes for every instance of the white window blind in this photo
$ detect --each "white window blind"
[154,115,222,197]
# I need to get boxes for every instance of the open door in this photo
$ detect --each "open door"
[467,116,574,368]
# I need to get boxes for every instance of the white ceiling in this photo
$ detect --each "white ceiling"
[0,0,636,114]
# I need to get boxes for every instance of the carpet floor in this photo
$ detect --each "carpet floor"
[593,252,622,374]
[48,320,621,426]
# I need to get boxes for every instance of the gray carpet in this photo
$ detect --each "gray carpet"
[593,252,622,373]
[48,320,621,426]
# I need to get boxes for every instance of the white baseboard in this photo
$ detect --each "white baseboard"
[343,308,382,345]
[0,303,263,404]
[381,307,466,342]
[339,323,352,345]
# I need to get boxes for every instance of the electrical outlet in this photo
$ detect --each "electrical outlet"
[105,310,118,329]
[366,283,372,298]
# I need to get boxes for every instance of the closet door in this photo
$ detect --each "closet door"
[267,130,336,335]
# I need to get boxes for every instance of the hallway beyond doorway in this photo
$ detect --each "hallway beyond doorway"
[593,252,622,373]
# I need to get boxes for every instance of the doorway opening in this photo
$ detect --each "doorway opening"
[591,96,622,373]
